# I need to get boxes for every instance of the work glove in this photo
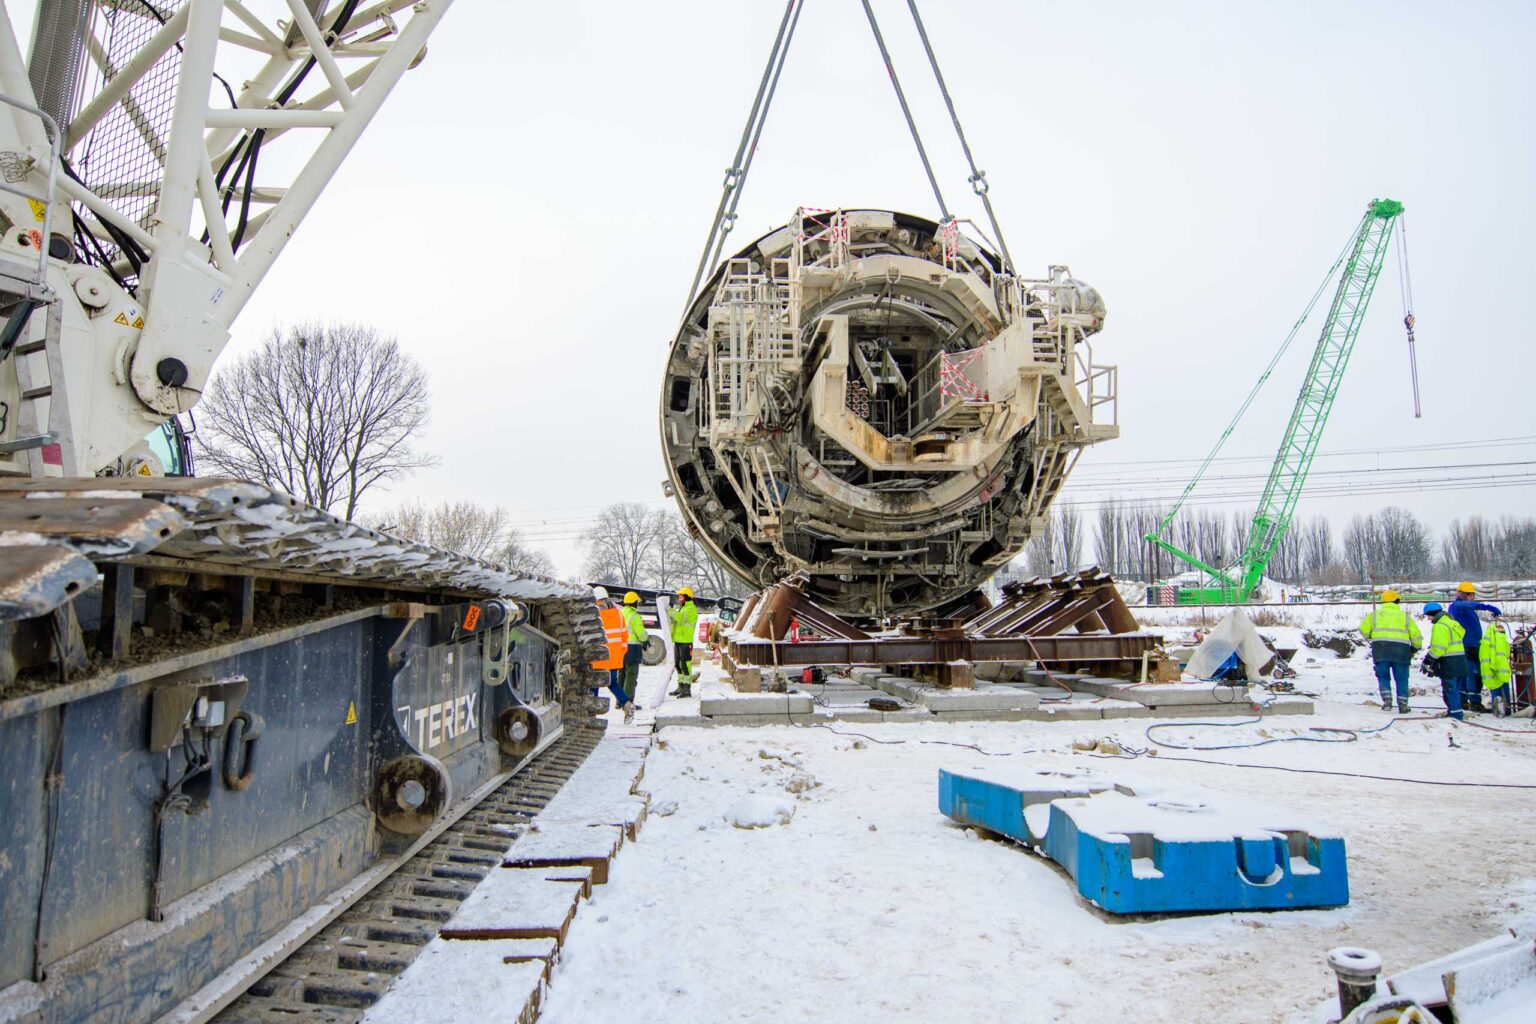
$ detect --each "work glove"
[1421,655,1440,678]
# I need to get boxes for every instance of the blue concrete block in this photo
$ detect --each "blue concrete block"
[938,769,1348,914]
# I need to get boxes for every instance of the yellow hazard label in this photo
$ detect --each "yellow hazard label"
[136,463,152,477]
[345,702,358,725]
[27,199,45,222]
[113,311,146,329]
[132,315,145,329]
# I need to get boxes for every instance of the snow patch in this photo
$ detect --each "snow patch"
[725,794,795,829]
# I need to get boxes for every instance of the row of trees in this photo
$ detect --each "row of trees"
[192,321,750,594]
[1023,500,1536,584]
[193,322,1534,591]
[579,503,750,597]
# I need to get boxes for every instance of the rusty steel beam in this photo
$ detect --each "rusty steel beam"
[726,632,1159,668]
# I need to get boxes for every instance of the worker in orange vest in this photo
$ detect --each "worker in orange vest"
[589,587,629,710]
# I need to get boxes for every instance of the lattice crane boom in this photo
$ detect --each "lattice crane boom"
[1147,198,1404,602]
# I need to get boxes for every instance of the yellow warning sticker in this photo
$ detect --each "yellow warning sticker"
[345,702,358,725]
[27,199,45,222]
[131,315,145,329]
[113,311,130,326]
[135,463,152,477]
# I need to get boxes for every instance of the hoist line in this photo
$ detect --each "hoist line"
[904,0,1015,274]
[682,0,803,311]
[859,0,951,222]
[1153,216,1367,537]
[703,0,806,281]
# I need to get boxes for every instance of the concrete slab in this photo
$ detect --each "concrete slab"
[697,712,815,728]
[917,688,1042,712]
[701,693,814,716]
[1022,705,1105,721]
[362,937,547,1024]
[439,869,585,941]
[503,823,624,884]
[930,709,1035,723]
[1073,680,1251,706]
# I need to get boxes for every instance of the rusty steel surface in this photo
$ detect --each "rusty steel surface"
[725,569,1157,673]
[0,479,604,659]
[0,544,96,620]
[726,632,1160,668]
[0,496,186,556]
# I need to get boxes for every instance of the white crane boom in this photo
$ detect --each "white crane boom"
[0,0,453,477]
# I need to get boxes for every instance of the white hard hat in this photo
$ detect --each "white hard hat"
[591,586,609,601]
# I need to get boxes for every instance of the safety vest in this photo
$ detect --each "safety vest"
[1359,603,1420,649]
[620,605,648,644]
[590,606,627,671]
[1428,615,1467,659]
[671,599,698,643]
[1480,626,1512,689]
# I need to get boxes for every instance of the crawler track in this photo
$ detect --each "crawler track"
[208,713,607,1024]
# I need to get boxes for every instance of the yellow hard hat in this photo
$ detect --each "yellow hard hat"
[623,591,640,605]
[1380,589,1400,602]
[1456,581,1476,594]
[678,586,694,598]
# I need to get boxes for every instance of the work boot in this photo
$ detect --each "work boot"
[1380,696,1394,711]
[1398,701,1411,714]
[623,703,635,725]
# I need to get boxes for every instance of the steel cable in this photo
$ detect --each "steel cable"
[682,0,803,311]
[859,0,950,222]
[904,0,1014,273]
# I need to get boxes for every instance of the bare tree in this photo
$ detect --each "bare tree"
[498,529,557,578]
[643,514,694,592]
[377,500,508,560]
[195,321,436,520]
[581,503,665,587]
[373,500,559,577]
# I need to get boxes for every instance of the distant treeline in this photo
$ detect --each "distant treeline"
[1020,502,1536,585]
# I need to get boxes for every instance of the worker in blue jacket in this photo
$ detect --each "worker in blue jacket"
[1448,582,1502,712]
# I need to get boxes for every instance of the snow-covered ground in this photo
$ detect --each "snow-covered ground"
[541,617,1536,1024]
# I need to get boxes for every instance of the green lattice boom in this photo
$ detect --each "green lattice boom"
[1149,198,1403,603]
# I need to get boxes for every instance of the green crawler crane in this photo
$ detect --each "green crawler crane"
[1146,198,1406,604]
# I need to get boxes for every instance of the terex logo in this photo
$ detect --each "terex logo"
[395,693,479,751]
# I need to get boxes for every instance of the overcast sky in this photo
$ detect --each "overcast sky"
[10,1,1534,576]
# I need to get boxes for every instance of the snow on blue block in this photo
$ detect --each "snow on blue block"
[938,768,1348,914]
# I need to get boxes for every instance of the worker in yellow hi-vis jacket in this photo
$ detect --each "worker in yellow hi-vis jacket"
[618,592,648,724]
[1480,616,1513,717]
[1359,589,1421,713]
[668,586,700,699]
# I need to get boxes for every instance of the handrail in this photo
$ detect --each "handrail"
[0,92,61,286]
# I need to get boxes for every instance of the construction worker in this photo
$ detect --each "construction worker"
[1422,602,1467,721]
[1358,589,1420,713]
[589,587,629,711]
[1448,582,1502,712]
[617,591,648,724]
[668,586,700,698]
[1480,615,1514,717]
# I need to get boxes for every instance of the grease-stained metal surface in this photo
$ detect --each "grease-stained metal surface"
[0,477,609,1024]
[0,478,592,605]
[0,544,96,619]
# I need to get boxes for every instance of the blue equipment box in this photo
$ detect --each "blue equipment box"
[938,769,1348,914]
